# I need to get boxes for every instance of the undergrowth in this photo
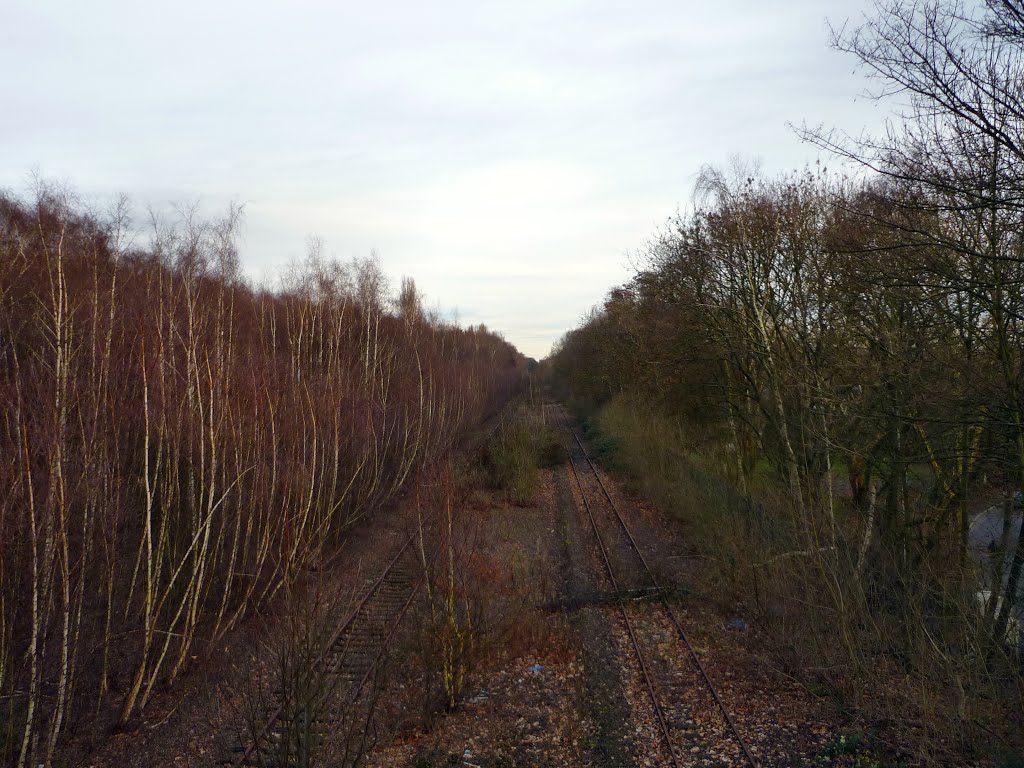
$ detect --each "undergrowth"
[573,394,1024,766]
[484,415,563,505]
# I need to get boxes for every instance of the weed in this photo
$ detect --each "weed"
[536,426,566,468]
[822,732,864,757]
[818,732,898,768]
[485,420,563,505]
[806,681,832,698]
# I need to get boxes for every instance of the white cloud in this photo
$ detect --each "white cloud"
[2,0,887,358]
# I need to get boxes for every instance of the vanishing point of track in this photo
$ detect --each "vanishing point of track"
[554,402,758,768]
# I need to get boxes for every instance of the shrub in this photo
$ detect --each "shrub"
[484,420,563,505]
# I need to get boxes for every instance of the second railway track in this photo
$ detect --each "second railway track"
[552,401,759,768]
[220,525,437,768]
[220,410,512,768]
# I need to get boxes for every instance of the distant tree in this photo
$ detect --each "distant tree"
[398,276,424,327]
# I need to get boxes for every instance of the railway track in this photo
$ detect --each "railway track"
[219,526,435,768]
[553,402,758,768]
[217,410,516,767]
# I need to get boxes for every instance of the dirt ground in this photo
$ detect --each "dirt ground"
[366,450,860,768]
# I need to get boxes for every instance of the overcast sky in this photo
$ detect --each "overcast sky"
[3,1,889,358]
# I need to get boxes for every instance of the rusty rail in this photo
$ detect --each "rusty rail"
[556,402,759,768]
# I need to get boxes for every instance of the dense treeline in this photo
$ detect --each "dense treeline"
[0,187,523,766]
[550,0,1024,760]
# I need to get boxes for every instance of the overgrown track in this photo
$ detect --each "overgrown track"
[221,528,433,768]
[216,409,512,768]
[554,402,758,768]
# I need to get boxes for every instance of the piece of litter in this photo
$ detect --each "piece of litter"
[528,663,543,673]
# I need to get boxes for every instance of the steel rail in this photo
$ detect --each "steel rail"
[232,525,425,767]
[557,402,759,768]
[332,533,443,763]
[564,424,684,768]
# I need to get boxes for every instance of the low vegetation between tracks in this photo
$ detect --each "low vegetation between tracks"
[483,415,563,505]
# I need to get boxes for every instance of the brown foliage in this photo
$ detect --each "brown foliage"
[548,164,1024,761]
[0,187,523,767]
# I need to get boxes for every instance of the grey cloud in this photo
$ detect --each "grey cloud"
[3,0,886,358]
